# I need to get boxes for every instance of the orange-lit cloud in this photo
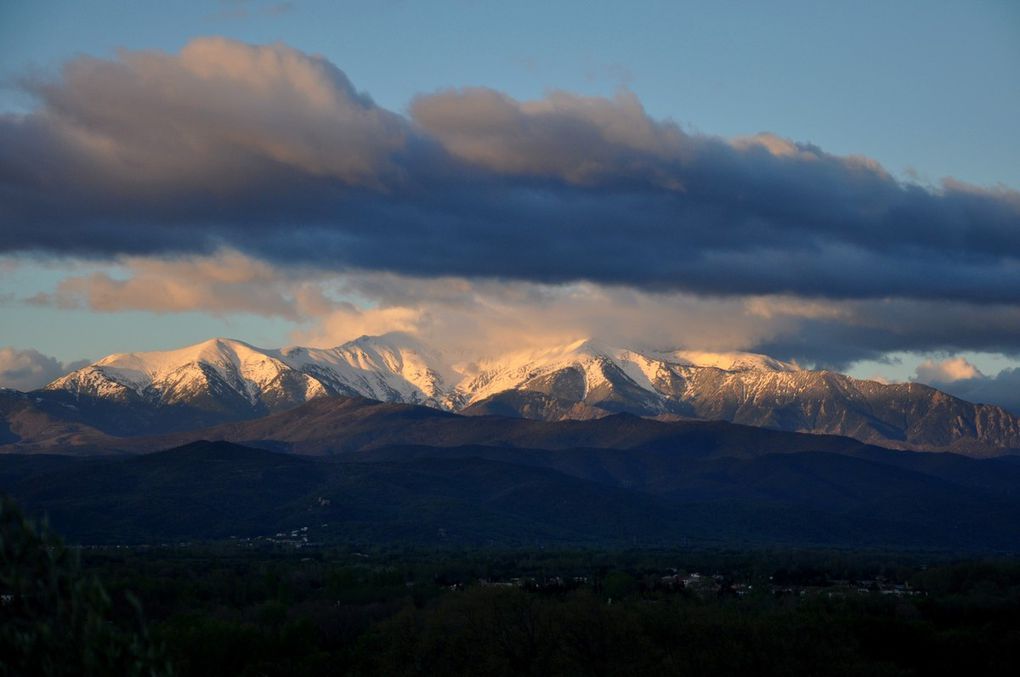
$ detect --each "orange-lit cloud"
[28,251,334,319]
[19,249,1020,368]
[914,356,985,384]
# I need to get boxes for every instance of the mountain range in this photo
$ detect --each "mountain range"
[4,333,1020,550]
[4,334,1020,456]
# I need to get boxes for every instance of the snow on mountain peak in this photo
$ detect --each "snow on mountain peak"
[49,337,302,405]
[653,349,799,373]
[45,334,801,414]
[461,339,629,403]
[33,334,1020,454]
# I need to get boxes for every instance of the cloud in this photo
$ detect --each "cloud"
[294,304,425,348]
[410,88,685,185]
[20,250,790,358]
[17,249,1020,368]
[914,356,985,384]
[27,251,336,319]
[0,348,88,391]
[5,38,1020,375]
[288,272,806,359]
[749,298,1020,368]
[912,363,1020,415]
[1,37,1018,307]
[2,38,407,217]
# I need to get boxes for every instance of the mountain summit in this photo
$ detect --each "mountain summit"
[32,334,1020,455]
[48,334,459,413]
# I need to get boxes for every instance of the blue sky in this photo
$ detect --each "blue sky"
[1,0,1019,391]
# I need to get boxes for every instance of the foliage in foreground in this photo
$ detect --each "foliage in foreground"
[4,488,1020,676]
[82,545,1020,676]
[0,497,171,677]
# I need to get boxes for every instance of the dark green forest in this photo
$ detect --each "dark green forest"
[3,498,1020,676]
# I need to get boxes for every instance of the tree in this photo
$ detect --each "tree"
[0,497,172,676]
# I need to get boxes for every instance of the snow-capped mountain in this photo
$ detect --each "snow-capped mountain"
[459,339,800,416]
[37,334,1020,453]
[47,334,460,418]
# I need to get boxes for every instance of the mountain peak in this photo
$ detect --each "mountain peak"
[95,336,261,368]
[348,331,422,348]
[35,333,1020,454]
[654,349,798,373]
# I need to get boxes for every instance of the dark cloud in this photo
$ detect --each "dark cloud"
[751,299,1020,369]
[2,38,1019,306]
[0,348,88,391]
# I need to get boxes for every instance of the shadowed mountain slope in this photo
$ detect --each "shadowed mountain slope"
[130,396,893,459]
[3,440,1020,551]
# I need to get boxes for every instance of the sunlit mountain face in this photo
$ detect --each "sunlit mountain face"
[0,333,1012,457]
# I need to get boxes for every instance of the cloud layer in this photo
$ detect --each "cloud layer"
[3,37,1019,304]
[19,250,1020,372]
[5,36,1020,403]
[28,251,335,319]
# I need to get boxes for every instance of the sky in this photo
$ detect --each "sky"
[1,0,1019,409]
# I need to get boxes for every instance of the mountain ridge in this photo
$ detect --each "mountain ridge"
[12,334,1020,455]
[5,438,1020,550]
